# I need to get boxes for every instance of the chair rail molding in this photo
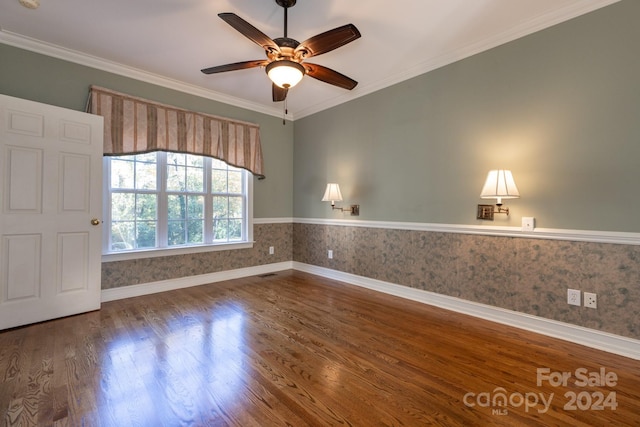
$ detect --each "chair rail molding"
[294,217,640,246]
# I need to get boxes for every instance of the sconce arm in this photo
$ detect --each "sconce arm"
[331,204,360,216]
[495,205,510,215]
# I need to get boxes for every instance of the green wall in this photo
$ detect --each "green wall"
[2,0,639,231]
[0,43,294,219]
[294,0,640,232]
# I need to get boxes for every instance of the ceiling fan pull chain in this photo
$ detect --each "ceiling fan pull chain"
[282,98,288,125]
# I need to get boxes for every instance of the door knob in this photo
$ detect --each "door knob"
[91,218,101,226]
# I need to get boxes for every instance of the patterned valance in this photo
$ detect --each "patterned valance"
[86,86,264,178]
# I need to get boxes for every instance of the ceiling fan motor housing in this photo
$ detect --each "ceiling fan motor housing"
[202,0,360,101]
[274,37,299,49]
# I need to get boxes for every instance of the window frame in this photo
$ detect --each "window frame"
[101,152,254,262]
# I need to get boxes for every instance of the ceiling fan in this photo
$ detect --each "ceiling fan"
[201,0,361,102]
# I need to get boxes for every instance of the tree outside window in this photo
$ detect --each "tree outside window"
[105,152,248,253]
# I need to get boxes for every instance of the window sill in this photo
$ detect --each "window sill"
[102,241,255,262]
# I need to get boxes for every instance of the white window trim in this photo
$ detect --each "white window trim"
[101,154,254,262]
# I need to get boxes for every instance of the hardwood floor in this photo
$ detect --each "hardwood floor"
[1,270,639,426]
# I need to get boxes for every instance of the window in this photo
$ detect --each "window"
[103,152,252,257]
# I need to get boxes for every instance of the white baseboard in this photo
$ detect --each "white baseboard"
[292,262,640,361]
[100,261,294,302]
[100,261,640,361]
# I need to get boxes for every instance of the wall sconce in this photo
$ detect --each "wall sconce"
[322,183,360,216]
[477,170,520,220]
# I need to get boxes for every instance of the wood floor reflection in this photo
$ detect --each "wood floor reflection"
[1,270,639,426]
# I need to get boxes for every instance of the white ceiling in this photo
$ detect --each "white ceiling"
[1,0,619,120]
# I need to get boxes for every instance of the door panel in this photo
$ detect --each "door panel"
[59,153,90,212]
[3,234,41,301]
[4,146,43,213]
[58,232,89,293]
[0,94,103,330]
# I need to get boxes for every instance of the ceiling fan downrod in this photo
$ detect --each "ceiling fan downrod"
[276,0,296,38]
[201,0,360,104]
[284,3,288,38]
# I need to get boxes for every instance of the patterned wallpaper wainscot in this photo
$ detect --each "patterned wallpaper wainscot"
[101,223,292,289]
[292,223,640,341]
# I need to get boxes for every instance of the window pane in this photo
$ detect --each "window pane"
[187,219,204,243]
[168,221,185,246]
[188,195,204,219]
[168,195,186,220]
[136,152,157,162]
[111,159,134,189]
[136,221,157,248]
[167,152,186,166]
[213,218,228,241]
[136,161,157,190]
[111,154,158,190]
[136,194,157,220]
[167,164,186,191]
[186,154,203,168]
[228,196,243,218]
[212,169,227,193]
[211,158,227,169]
[111,221,135,251]
[213,196,228,217]
[111,193,135,220]
[229,219,242,240]
[228,170,242,193]
[186,167,204,192]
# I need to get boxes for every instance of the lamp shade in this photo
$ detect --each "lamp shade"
[266,60,305,89]
[480,170,520,204]
[322,183,343,203]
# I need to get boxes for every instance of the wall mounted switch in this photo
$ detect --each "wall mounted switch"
[568,289,581,306]
[269,246,274,255]
[328,250,333,259]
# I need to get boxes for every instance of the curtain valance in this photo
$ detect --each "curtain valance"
[86,85,264,178]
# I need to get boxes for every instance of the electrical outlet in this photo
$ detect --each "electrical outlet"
[269,246,274,255]
[584,292,597,309]
[522,217,535,231]
[328,249,333,259]
[567,289,581,306]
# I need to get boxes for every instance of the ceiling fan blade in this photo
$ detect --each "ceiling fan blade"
[218,13,280,53]
[295,24,361,58]
[303,63,358,90]
[272,84,288,102]
[201,60,268,74]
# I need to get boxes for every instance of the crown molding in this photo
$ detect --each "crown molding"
[0,30,290,120]
[292,0,621,119]
[1,0,620,121]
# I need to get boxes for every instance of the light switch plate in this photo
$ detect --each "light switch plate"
[568,289,581,306]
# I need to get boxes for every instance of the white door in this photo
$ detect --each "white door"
[0,94,103,330]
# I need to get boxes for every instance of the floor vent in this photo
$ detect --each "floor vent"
[257,273,277,278]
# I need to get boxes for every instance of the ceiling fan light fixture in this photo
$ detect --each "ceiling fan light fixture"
[19,0,40,9]
[204,2,360,102]
[266,60,305,89]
